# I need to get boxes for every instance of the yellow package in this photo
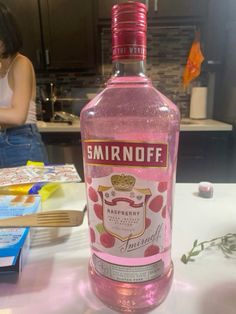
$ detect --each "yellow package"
[0,161,60,201]
[0,183,34,195]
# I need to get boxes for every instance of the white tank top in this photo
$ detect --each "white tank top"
[0,62,36,124]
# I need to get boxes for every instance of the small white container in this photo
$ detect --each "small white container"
[198,181,213,198]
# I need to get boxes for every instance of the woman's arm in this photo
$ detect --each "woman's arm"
[0,56,34,126]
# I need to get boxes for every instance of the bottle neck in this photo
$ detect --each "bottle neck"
[112,60,146,78]
[111,2,147,81]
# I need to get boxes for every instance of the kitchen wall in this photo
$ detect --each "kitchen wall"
[101,25,207,117]
[36,25,207,118]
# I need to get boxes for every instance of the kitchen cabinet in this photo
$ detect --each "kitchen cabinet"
[211,0,236,153]
[213,22,236,123]
[3,0,96,71]
[98,0,127,19]
[39,0,96,70]
[177,131,233,183]
[98,0,208,20]
[149,0,208,18]
[228,0,236,21]
[204,0,228,66]
[1,0,43,69]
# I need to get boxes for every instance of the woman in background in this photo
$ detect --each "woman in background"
[0,2,48,168]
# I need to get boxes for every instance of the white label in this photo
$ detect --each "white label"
[92,254,164,283]
[99,186,150,241]
[87,174,171,257]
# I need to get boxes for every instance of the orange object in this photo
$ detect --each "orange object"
[183,32,204,87]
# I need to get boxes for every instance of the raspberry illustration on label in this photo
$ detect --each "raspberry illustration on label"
[144,244,160,257]
[87,173,168,261]
[93,203,103,220]
[149,195,163,212]
[88,186,98,203]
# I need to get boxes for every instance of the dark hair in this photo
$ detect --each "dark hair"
[0,2,22,58]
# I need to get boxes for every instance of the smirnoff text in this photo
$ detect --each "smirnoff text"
[84,141,168,167]
[119,224,163,254]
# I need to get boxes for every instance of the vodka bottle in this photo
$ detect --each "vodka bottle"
[80,2,180,312]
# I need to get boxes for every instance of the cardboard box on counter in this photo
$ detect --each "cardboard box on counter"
[0,195,41,273]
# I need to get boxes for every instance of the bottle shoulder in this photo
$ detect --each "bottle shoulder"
[81,82,179,117]
[80,82,180,134]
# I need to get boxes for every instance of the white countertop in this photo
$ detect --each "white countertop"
[180,119,233,131]
[37,119,233,133]
[0,182,236,314]
[37,120,81,133]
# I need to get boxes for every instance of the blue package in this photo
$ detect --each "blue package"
[0,195,41,273]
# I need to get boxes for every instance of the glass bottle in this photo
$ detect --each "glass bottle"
[80,2,180,312]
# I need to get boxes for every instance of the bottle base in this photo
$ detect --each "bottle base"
[89,261,173,313]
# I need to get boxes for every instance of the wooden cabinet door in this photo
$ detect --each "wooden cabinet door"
[1,0,43,69]
[228,0,236,21]
[40,0,96,70]
[177,132,231,183]
[205,0,227,64]
[98,0,208,19]
[150,0,208,17]
[98,0,121,19]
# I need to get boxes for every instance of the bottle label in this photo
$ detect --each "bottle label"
[112,44,146,61]
[85,140,171,282]
[92,254,164,283]
[88,173,169,256]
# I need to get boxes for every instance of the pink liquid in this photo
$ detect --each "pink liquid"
[89,261,173,313]
[80,76,180,312]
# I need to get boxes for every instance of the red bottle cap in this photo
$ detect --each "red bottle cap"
[112,1,147,61]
